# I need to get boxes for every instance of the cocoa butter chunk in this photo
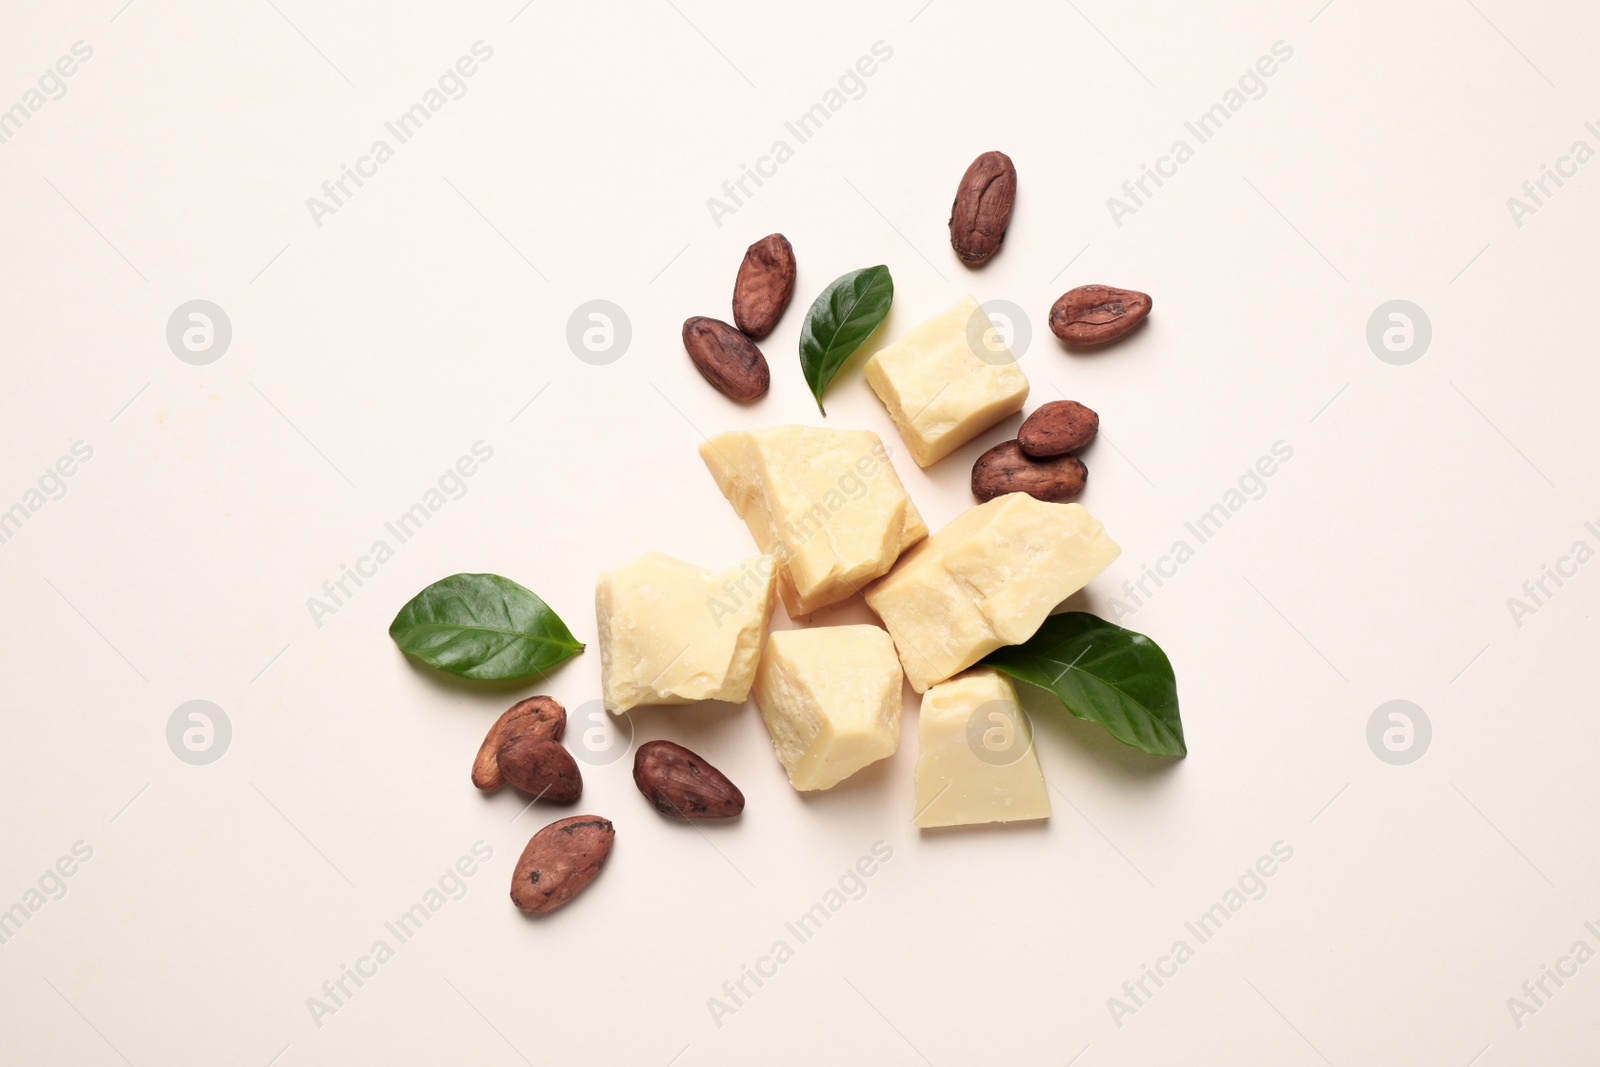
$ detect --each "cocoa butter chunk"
[1017,400,1099,457]
[1049,285,1152,346]
[863,495,1119,692]
[753,626,904,791]
[914,669,1050,828]
[948,151,1017,265]
[682,317,770,401]
[732,234,796,338]
[971,441,1087,504]
[511,816,614,915]
[633,740,744,819]
[595,551,775,713]
[863,296,1029,468]
[699,426,927,617]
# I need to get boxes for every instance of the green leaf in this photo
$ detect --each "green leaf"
[982,612,1185,757]
[389,573,584,681]
[798,265,894,414]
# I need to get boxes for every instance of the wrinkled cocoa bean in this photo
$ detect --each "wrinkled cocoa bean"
[683,317,770,402]
[472,696,566,792]
[497,736,583,804]
[732,234,796,339]
[633,740,744,819]
[949,151,1017,265]
[1017,401,1099,457]
[1049,285,1152,346]
[510,816,614,914]
[972,441,1087,503]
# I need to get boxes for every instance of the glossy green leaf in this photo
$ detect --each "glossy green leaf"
[982,612,1185,757]
[798,264,894,414]
[389,573,584,681]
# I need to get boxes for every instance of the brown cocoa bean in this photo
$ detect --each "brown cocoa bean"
[683,317,770,402]
[497,736,583,803]
[632,740,744,819]
[972,441,1087,503]
[1049,285,1152,346]
[511,815,614,914]
[948,151,1017,265]
[732,234,796,339]
[472,696,566,792]
[1017,401,1099,457]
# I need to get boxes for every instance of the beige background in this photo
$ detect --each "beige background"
[2,0,1597,1063]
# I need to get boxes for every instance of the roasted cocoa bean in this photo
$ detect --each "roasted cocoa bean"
[971,441,1087,503]
[497,736,583,804]
[683,316,770,402]
[1017,401,1099,457]
[472,696,566,792]
[633,740,744,819]
[510,816,614,914]
[949,151,1017,265]
[732,234,796,339]
[1049,285,1152,346]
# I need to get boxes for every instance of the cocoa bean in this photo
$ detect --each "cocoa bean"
[1017,401,1099,457]
[472,696,565,792]
[949,151,1017,265]
[633,740,744,819]
[1049,285,1152,346]
[972,441,1087,503]
[683,317,770,402]
[497,736,583,804]
[732,234,796,339]
[510,816,614,914]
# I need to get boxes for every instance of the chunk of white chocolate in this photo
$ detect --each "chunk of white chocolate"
[753,625,904,791]
[864,296,1030,467]
[864,494,1119,692]
[699,425,927,617]
[596,551,775,713]
[915,669,1050,828]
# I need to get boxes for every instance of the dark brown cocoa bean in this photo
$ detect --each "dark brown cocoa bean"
[472,696,566,792]
[1049,285,1152,346]
[732,234,796,339]
[683,316,770,402]
[497,736,583,804]
[948,151,1017,265]
[971,441,1087,503]
[633,740,744,819]
[1017,401,1099,457]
